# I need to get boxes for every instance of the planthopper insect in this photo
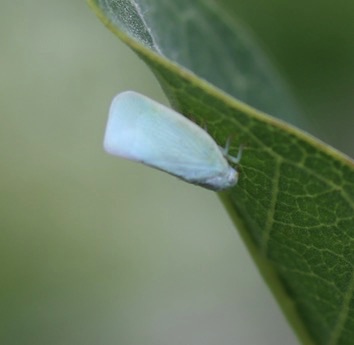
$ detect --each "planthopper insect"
[103,91,242,191]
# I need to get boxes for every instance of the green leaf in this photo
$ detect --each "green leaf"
[88,0,354,344]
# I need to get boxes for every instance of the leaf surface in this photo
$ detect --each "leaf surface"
[88,1,354,344]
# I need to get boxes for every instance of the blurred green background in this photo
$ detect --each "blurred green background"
[1,1,352,344]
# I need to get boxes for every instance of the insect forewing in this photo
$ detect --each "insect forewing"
[104,91,229,181]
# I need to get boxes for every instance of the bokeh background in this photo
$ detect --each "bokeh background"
[1,1,353,344]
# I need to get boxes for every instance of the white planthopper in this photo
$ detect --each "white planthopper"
[103,91,242,191]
